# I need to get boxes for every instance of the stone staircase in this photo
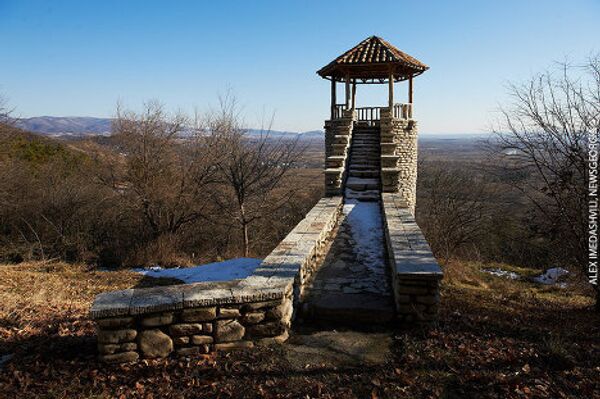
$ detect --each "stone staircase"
[345,125,381,201]
[301,123,395,325]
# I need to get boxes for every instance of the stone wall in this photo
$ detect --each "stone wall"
[91,196,343,363]
[324,110,355,196]
[381,193,443,325]
[379,108,418,215]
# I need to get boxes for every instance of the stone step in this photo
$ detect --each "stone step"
[350,158,379,162]
[346,177,379,191]
[345,189,380,201]
[350,164,380,170]
[350,163,380,169]
[352,142,378,146]
[326,155,345,168]
[324,167,344,174]
[349,169,380,178]
[302,293,394,324]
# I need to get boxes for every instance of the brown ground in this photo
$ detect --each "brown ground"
[0,260,598,398]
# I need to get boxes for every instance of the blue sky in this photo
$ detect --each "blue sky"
[1,0,598,133]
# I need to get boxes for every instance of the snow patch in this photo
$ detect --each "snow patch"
[133,258,262,284]
[483,268,520,280]
[343,199,385,272]
[533,267,569,286]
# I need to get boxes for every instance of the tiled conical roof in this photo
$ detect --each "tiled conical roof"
[317,36,428,83]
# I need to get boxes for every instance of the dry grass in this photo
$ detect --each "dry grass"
[0,259,598,398]
[0,261,178,355]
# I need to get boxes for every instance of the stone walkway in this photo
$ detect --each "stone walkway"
[301,125,394,324]
[302,201,394,324]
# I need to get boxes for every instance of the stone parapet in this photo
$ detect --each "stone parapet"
[91,196,343,363]
[379,108,418,214]
[324,113,355,196]
[381,193,443,325]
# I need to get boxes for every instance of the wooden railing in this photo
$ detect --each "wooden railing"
[356,107,380,124]
[331,103,413,122]
[393,103,413,119]
[332,104,346,120]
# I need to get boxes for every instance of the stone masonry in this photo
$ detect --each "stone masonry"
[324,109,355,196]
[380,107,418,215]
[91,196,342,363]
[382,193,442,325]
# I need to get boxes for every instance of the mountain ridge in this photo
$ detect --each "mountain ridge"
[16,116,324,139]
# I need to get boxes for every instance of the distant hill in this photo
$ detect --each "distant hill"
[18,116,324,140]
[18,116,113,136]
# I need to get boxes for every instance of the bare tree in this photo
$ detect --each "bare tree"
[487,56,599,308]
[106,102,221,253]
[417,162,493,260]
[0,94,12,125]
[207,98,305,257]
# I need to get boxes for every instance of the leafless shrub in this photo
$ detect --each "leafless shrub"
[206,96,307,256]
[417,161,496,260]
[485,56,599,307]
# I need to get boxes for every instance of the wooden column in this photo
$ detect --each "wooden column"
[330,79,336,119]
[408,75,413,104]
[351,80,357,110]
[345,72,351,110]
[388,69,394,109]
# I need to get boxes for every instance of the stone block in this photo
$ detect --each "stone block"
[130,286,183,315]
[169,323,203,336]
[191,335,214,345]
[176,347,200,356]
[215,319,245,343]
[99,351,139,364]
[218,307,241,318]
[98,343,120,355]
[138,329,173,358]
[181,307,217,322]
[256,330,289,346]
[180,281,238,308]
[203,323,213,334]
[96,316,134,330]
[174,336,190,345]
[97,328,137,344]
[121,342,137,352]
[90,289,134,319]
[241,312,265,325]
[264,301,291,321]
[214,341,254,351]
[140,312,174,327]
[246,321,285,338]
